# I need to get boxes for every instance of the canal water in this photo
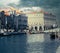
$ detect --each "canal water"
[0,34,60,53]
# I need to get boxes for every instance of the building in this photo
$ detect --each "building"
[44,12,57,30]
[14,14,28,31]
[0,7,57,32]
[20,7,57,32]
[26,11,44,31]
[0,9,28,31]
[0,11,14,31]
[0,11,6,29]
[20,7,44,32]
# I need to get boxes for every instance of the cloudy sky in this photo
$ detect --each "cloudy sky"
[0,0,60,25]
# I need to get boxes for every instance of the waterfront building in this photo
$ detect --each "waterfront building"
[14,14,28,31]
[26,11,44,31]
[20,7,57,32]
[5,15,14,29]
[0,11,14,31]
[0,7,57,32]
[0,11,6,29]
[0,7,28,31]
[44,12,57,30]
[20,7,44,31]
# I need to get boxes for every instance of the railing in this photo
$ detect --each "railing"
[44,28,60,33]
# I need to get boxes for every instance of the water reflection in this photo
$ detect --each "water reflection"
[43,34,60,53]
[0,34,27,53]
[0,34,60,53]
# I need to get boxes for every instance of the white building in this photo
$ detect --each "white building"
[20,7,44,31]
[19,7,57,32]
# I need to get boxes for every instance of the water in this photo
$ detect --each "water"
[0,34,60,53]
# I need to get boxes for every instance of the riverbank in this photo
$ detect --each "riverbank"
[0,31,26,36]
[0,28,60,36]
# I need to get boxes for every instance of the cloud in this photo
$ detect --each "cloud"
[18,0,60,18]
[18,1,60,16]
[0,0,19,6]
[17,0,60,8]
[0,0,60,24]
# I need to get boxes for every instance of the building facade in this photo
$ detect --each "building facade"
[0,7,57,32]
[20,7,44,31]
[44,12,57,30]
[20,7,57,32]
[14,14,28,31]
[0,9,28,31]
[26,12,44,31]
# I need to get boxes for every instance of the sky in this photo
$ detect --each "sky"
[0,0,60,25]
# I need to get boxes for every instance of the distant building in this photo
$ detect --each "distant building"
[14,14,28,31]
[0,7,57,32]
[26,12,44,31]
[0,11,6,29]
[20,7,57,31]
[0,8,28,31]
[44,12,57,30]
[20,7,44,31]
[5,15,14,29]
